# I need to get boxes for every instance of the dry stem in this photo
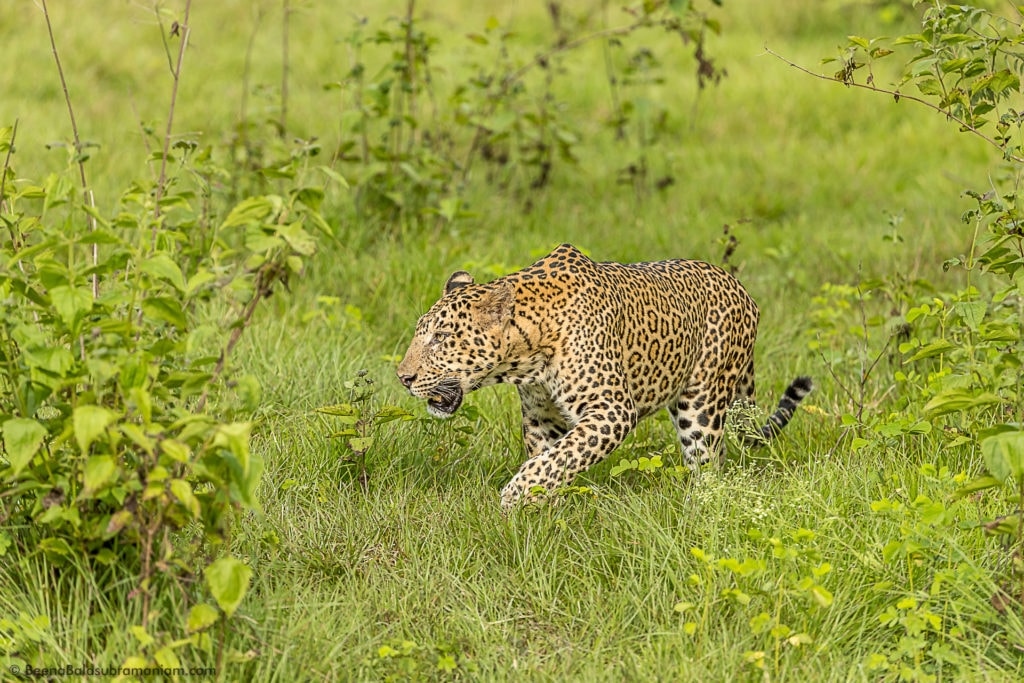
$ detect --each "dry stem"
[152,0,193,241]
[41,0,99,298]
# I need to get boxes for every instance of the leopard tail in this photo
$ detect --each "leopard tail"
[746,376,813,445]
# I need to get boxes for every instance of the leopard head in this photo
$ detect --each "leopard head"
[397,271,514,418]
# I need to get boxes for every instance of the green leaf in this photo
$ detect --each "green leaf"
[316,165,349,189]
[292,186,325,211]
[186,603,220,633]
[170,479,201,518]
[83,455,116,493]
[348,436,374,453]
[130,625,155,647]
[951,475,1003,499]
[205,556,253,618]
[140,252,186,292]
[922,389,1002,417]
[317,404,360,424]
[981,429,1024,483]
[73,405,116,454]
[220,196,278,229]
[142,296,188,329]
[49,285,93,330]
[2,418,48,476]
[906,339,956,362]
[277,222,317,256]
[437,654,457,672]
[153,646,181,670]
[956,301,985,332]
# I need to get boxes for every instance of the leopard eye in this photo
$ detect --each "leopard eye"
[431,330,452,345]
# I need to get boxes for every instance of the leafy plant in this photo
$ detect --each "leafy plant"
[317,369,414,490]
[0,3,339,673]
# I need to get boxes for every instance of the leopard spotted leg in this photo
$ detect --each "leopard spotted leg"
[518,384,568,459]
[499,393,634,509]
[668,385,730,470]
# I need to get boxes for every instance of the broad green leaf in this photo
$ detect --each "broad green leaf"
[140,252,186,292]
[130,626,154,647]
[980,429,1024,483]
[219,196,278,229]
[277,221,317,256]
[83,455,116,493]
[170,479,200,518]
[142,296,187,329]
[185,269,216,297]
[153,646,181,670]
[161,438,191,463]
[951,475,1003,499]
[205,556,253,618]
[186,603,220,633]
[317,404,360,424]
[49,285,92,330]
[922,389,1002,417]
[73,405,116,454]
[2,418,48,476]
[906,339,956,362]
[316,165,349,188]
[955,301,985,332]
[373,406,415,425]
[291,186,324,211]
[436,654,457,672]
[348,436,374,453]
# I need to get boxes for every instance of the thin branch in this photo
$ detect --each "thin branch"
[501,21,646,95]
[152,0,193,241]
[41,0,100,298]
[0,119,18,245]
[280,0,290,139]
[194,266,274,413]
[763,46,1024,164]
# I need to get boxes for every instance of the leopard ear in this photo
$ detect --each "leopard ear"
[477,282,514,327]
[443,271,474,295]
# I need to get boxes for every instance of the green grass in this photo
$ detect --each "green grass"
[3,0,1024,680]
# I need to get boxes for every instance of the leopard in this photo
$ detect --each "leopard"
[397,244,812,509]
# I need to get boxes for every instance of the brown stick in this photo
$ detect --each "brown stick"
[153,0,193,241]
[281,0,291,139]
[0,119,18,245]
[41,0,100,298]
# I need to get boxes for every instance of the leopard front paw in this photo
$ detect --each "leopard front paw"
[500,477,526,510]
[500,475,551,511]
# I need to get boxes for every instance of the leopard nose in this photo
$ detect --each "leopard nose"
[398,373,416,388]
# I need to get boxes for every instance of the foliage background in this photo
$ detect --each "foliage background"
[2,0,1023,680]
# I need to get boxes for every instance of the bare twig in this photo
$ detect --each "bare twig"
[280,0,291,139]
[239,7,265,142]
[403,0,418,153]
[501,21,647,94]
[194,265,277,413]
[763,46,1024,164]
[0,119,18,245]
[41,0,99,298]
[152,0,193,240]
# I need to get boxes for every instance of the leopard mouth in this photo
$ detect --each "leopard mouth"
[425,381,463,418]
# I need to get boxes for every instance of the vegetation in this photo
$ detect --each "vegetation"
[1,0,1023,680]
